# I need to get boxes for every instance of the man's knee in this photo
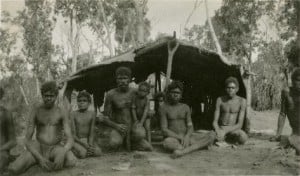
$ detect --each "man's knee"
[163,137,182,151]
[231,130,248,144]
[134,139,153,151]
[132,124,146,142]
[72,142,88,159]
[108,130,123,148]
[288,135,300,153]
[65,151,77,167]
[0,151,9,171]
[8,152,35,174]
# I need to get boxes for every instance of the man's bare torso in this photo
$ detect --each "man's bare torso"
[134,96,147,120]
[219,96,243,127]
[108,88,135,125]
[72,111,93,138]
[284,88,300,135]
[35,105,64,146]
[161,103,188,137]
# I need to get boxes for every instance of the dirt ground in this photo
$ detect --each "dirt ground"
[8,110,300,176]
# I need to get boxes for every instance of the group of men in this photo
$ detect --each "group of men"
[0,66,299,174]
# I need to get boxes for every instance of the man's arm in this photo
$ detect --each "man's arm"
[25,107,45,162]
[213,97,222,132]
[184,105,193,138]
[0,110,16,151]
[102,92,120,129]
[159,106,182,140]
[62,109,74,151]
[276,89,288,137]
[131,101,138,123]
[88,112,96,146]
[140,98,150,125]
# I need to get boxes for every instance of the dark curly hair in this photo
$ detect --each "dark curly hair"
[41,81,58,95]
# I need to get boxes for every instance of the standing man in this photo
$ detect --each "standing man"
[160,81,216,158]
[213,77,248,144]
[272,68,300,157]
[8,81,76,174]
[0,87,16,172]
[101,67,152,151]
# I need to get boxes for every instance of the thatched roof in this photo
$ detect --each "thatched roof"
[66,37,246,129]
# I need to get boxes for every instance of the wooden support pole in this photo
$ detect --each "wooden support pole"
[166,40,179,87]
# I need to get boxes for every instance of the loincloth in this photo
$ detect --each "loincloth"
[39,143,61,160]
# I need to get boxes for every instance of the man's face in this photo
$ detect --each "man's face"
[42,91,57,108]
[137,85,149,98]
[158,97,164,107]
[168,88,182,104]
[292,75,300,91]
[116,75,130,91]
[77,96,90,111]
[226,82,238,98]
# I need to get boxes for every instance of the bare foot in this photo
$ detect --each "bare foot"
[171,150,184,159]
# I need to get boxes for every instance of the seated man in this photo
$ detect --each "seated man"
[213,77,247,145]
[99,67,152,151]
[160,81,216,158]
[71,91,101,158]
[131,82,152,145]
[0,87,17,172]
[271,68,300,158]
[8,81,76,174]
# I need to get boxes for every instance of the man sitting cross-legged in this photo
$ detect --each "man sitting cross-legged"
[213,77,248,145]
[71,91,101,158]
[0,87,17,173]
[160,81,216,158]
[8,81,76,174]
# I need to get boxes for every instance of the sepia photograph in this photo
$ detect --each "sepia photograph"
[0,0,300,175]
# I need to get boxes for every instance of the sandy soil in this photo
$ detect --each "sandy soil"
[6,110,300,176]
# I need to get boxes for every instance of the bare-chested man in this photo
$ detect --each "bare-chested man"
[8,81,76,174]
[160,81,216,158]
[213,77,247,145]
[0,87,16,172]
[71,91,101,158]
[272,68,300,157]
[131,82,152,144]
[100,67,152,151]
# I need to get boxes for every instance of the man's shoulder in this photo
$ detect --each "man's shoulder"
[236,96,246,102]
[179,103,190,109]
[218,96,226,102]
[282,87,290,94]
[107,88,117,95]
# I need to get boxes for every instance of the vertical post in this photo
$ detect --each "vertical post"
[166,39,179,87]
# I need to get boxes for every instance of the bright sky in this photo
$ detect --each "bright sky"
[0,0,223,58]
[1,0,222,37]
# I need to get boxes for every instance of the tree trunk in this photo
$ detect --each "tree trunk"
[296,0,300,66]
[20,85,29,105]
[99,0,114,56]
[35,75,40,97]
[204,0,230,65]
[70,11,77,74]
[134,0,146,46]
[166,41,179,86]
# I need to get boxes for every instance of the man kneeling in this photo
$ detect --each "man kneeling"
[160,81,216,158]
[213,77,248,145]
[71,91,101,158]
[8,81,76,174]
